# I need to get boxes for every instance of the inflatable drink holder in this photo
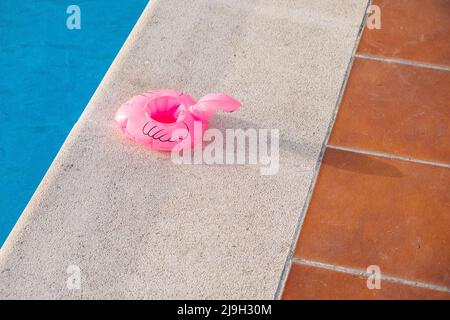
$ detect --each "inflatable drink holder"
[115,90,240,151]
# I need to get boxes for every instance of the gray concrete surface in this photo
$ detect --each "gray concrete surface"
[0,0,368,299]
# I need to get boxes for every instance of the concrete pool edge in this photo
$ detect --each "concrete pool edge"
[0,0,369,299]
[274,0,372,298]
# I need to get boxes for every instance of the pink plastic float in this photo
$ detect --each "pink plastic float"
[115,90,240,151]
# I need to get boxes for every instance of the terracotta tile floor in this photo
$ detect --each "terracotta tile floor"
[295,148,450,287]
[358,0,450,66]
[281,0,450,299]
[283,263,450,300]
[329,58,450,164]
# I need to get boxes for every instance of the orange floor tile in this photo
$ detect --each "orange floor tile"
[294,148,450,288]
[358,0,450,66]
[329,58,450,164]
[282,262,450,300]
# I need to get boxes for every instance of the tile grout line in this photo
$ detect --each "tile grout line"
[355,53,450,72]
[327,144,450,169]
[273,0,373,300]
[293,258,450,294]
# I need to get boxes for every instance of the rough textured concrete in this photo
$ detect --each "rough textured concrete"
[0,0,368,299]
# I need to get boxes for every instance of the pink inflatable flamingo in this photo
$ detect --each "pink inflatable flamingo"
[115,90,240,151]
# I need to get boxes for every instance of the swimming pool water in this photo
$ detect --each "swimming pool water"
[0,0,148,245]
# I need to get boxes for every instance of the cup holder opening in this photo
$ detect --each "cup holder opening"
[146,96,182,124]
[150,108,179,123]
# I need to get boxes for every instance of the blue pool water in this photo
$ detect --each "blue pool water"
[0,0,148,245]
